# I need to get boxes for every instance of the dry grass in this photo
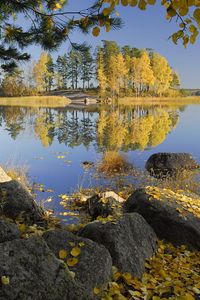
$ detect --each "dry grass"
[4,164,30,187]
[97,151,130,175]
[117,96,200,106]
[0,96,71,108]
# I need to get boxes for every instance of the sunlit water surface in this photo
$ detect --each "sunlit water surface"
[0,102,200,223]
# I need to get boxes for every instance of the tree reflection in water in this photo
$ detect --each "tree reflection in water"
[0,104,182,151]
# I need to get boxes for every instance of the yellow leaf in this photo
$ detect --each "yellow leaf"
[18,223,26,233]
[106,23,111,32]
[102,8,111,16]
[146,0,156,4]
[122,272,132,282]
[129,0,138,6]
[92,26,100,37]
[70,247,81,257]
[190,34,197,44]
[138,0,147,10]
[177,294,195,300]
[66,257,78,267]
[1,276,10,285]
[121,0,129,6]
[58,249,67,259]
[129,290,142,297]
[193,8,200,22]
[78,242,85,247]
[159,269,168,278]
[179,6,189,16]
[93,287,101,295]
[167,7,177,17]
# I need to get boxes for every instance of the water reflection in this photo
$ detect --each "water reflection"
[1,102,198,223]
[0,104,181,151]
[97,106,179,151]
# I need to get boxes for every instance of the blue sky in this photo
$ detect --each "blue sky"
[26,1,200,88]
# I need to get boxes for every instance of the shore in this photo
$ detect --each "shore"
[0,153,200,299]
[0,95,71,108]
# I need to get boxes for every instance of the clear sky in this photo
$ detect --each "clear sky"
[26,1,200,88]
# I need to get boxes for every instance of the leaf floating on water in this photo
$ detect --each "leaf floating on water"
[46,189,54,193]
[66,257,78,267]
[58,249,67,259]
[59,194,69,200]
[70,247,81,257]
[64,160,72,164]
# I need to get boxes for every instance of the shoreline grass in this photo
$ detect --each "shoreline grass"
[97,151,130,175]
[117,96,200,106]
[0,95,71,108]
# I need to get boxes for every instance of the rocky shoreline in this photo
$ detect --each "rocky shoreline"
[0,153,200,299]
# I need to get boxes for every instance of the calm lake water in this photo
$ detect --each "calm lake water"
[0,102,200,223]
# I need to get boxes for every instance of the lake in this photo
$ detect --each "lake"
[0,101,200,223]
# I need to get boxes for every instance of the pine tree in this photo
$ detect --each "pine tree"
[68,49,81,89]
[45,54,54,92]
[56,54,68,89]
[171,71,181,89]
[80,47,94,90]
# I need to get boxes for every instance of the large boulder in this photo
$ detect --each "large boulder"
[0,179,44,224]
[79,213,157,277]
[0,218,20,243]
[43,229,112,297]
[124,187,200,250]
[145,153,198,177]
[86,194,122,220]
[0,236,90,300]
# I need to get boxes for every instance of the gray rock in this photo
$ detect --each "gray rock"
[145,152,198,178]
[0,236,90,300]
[124,188,200,250]
[43,229,112,296]
[79,213,157,277]
[0,180,44,224]
[0,218,20,243]
[86,194,122,220]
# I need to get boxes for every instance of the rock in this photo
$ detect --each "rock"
[101,191,125,203]
[0,167,12,183]
[145,152,198,177]
[0,179,44,224]
[0,218,20,243]
[0,236,90,300]
[43,229,112,296]
[123,187,200,250]
[79,213,157,277]
[86,194,122,220]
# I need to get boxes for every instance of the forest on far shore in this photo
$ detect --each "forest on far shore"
[0,41,181,98]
